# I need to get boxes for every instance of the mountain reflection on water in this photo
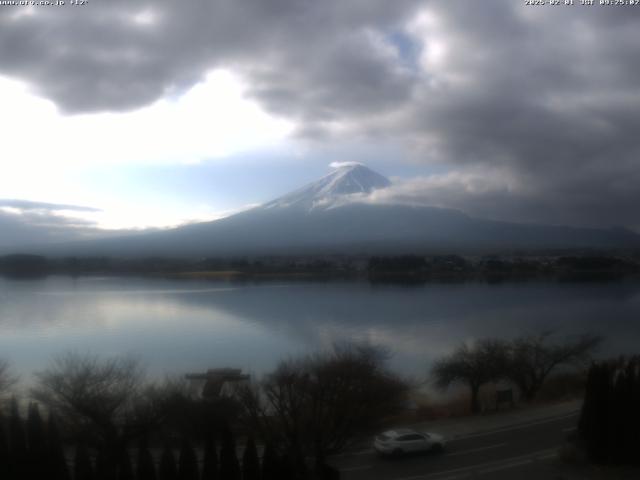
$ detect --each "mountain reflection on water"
[0,275,639,382]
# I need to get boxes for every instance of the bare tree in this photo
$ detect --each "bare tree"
[134,376,240,440]
[0,359,17,397]
[237,343,409,473]
[129,376,191,434]
[431,339,509,414]
[505,332,602,401]
[31,352,144,447]
[432,333,603,412]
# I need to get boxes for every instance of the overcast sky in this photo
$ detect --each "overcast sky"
[1,0,639,244]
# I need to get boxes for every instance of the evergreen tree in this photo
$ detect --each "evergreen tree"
[277,451,294,480]
[578,363,596,439]
[27,402,48,477]
[47,413,71,480]
[631,358,640,466]
[74,444,95,480]
[241,437,260,480]
[0,419,10,480]
[95,449,115,480]
[159,444,178,480]
[260,443,278,480]
[590,363,612,464]
[27,403,46,451]
[9,398,28,478]
[618,357,640,465]
[630,358,639,464]
[609,366,629,464]
[178,438,199,480]
[137,437,157,480]
[219,428,240,480]
[578,358,640,466]
[117,447,134,480]
[201,437,218,480]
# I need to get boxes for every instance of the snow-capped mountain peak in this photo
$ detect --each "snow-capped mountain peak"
[261,163,391,210]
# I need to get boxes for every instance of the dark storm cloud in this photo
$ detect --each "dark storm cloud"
[388,2,640,229]
[0,199,100,212]
[1,1,639,228]
[0,0,421,114]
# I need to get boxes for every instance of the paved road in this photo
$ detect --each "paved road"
[330,412,579,480]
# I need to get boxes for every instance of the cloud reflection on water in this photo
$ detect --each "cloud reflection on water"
[0,276,639,384]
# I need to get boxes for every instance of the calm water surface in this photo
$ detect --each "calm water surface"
[1,275,639,382]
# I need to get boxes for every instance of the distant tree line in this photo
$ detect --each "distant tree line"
[0,255,50,276]
[0,254,354,278]
[2,253,640,280]
[578,356,640,466]
[431,332,602,413]
[368,255,429,273]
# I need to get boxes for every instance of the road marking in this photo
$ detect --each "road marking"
[392,447,558,480]
[451,412,579,441]
[478,458,534,475]
[444,442,506,457]
[537,452,557,460]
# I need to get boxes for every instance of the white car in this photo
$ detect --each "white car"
[374,429,446,457]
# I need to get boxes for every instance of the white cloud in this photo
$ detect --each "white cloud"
[0,69,294,228]
[130,8,159,27]
[76,202,257,231]
[0,69,293,171]
[329,161,363,169]
[365,167,520,205]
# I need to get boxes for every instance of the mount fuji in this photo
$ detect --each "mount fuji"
[261,163,391,211]
[16,164,640,257]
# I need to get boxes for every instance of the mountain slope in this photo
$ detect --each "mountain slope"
[12,164,640,257]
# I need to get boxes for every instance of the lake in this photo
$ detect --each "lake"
[1,275,639,385]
